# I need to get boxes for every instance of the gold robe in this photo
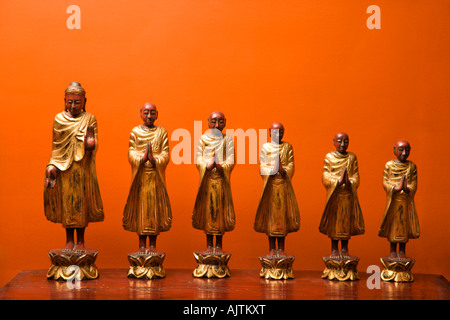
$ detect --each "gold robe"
[122,125,172,235]
[319,151,364,239]
[192,132,235,235]
[44,111,104,228]
[254,142,300,236]
[378,160,419,243]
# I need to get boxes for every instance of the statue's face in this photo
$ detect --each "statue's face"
[269,122,284,143]
[333,133,349,154]
[208,112,226,132]
[394,141,410,163]
[140,103,158,127]
[65,94,85,116]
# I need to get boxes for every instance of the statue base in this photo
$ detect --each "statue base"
[127,251,166,279]
[47,248,99,280]
[192,251,231,278]
[259,254,295,280]
[380,256,415,282]
[322,255,360,281]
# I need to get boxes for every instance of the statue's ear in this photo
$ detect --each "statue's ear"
[83,97,87,112]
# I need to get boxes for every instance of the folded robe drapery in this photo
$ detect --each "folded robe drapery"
[254,142,300,236]
[192,132,236,235]
[44,111,104,228]
[378,160,419,243]
[319,151,364,239]
[122,125,172,235]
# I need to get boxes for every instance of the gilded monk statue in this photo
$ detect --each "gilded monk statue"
[254,122,300,255]
[378,140,419,258]
[319,132,365,257]
[192,111,236,253]
[44,82,104,252]
[122,103,172,253]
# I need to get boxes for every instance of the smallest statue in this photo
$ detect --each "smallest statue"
[122,102,172,279]
[254,122,300,280]
[378,140,419,282]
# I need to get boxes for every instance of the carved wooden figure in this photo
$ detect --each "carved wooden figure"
[122,102,172,279]
[319,132,364,281]
[44,82,104,280]
[378,140,419,282]
[191,111,235,278]
[254,122,300,279]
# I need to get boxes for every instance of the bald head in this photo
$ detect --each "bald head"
[333,132,349,154]
[269,122,285,143]
[141,102,157,111]
[208,111,226,132]
[393,140,411,163]
[140,102,158,128]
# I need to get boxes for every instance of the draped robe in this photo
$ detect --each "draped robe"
[319,151,365,239]
[378,160,419,243]
[254,142,300,236]
[122,125,172,235]
[192,132,235,235]
[44,111,104,228]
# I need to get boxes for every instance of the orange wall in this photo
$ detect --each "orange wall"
[1,0,449,288]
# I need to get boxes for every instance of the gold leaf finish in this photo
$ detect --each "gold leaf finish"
[259,255,295,280]
[380,257,415,282]
[192,252,231,278]
[322,256,360,281]
[47,249,99,280]
[127,252,166,279]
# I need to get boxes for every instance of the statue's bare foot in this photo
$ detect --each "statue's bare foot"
[73,243,86,253]
[62,242,74,252]
[398,251,406,259]
[214,246,223,254]
[341,249,350,259]
[205,246,214,253]
[277,249,285,256]
[330,250,340,258]
[146,246,157,255]
[269,249,277,256]
[390,252,397,259]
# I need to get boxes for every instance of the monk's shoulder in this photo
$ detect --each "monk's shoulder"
[156,125,168,136]
[282,141,293,149]
[347,151,358,162]
[324,151,336,161]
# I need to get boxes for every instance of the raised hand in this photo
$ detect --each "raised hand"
[45,165,57,188]
[207,151,215,171]
[278,154,286,177]
[141,142,149,164]
[147,141,156,166]
[338,166,348,186]
[395,175,406,193]
[141,141,156,166]
[401,175,410,193]
[84,126,95,151]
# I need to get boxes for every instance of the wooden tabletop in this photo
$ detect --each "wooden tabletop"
[0,268,448,300]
